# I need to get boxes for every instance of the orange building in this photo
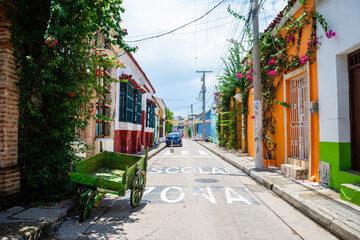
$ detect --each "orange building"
[247,0,319,181]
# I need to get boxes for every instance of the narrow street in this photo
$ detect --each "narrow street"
[49,139,337,240]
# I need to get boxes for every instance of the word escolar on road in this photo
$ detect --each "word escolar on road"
[148,167,245,175]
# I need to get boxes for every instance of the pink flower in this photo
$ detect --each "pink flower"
[215,110,218,113]
[68,92,75,97]
[230,38,234,42]
[288,37,295,42]
[326,30,336,39]
[214,92,217,95]
[299,55,309,64]
[218,97,221,100]
[249,76,253,82]
[269,70,276,76]
[268,59,276,65]
[237,73,243,78]
[251,115,255,119]
[54,39,58,44]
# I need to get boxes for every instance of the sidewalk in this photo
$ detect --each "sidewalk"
[0,143,166,240]
[197,141,360,240]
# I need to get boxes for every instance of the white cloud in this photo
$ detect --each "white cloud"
[121,0,287,116]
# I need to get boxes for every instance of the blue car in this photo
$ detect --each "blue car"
[166,133,183,147]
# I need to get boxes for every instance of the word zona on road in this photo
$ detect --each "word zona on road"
[141,186,261,205]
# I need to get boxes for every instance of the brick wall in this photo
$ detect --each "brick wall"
[0,6,21,209]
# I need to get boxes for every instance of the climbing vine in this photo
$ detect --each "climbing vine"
[4,0,134,200]
[217,0,335,159]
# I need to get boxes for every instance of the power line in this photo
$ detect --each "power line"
[126,15,233,39]
[125,0,226,43]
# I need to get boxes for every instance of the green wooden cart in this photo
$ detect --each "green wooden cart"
[71,149,148,221]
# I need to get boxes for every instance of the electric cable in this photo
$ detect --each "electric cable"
[125,0,226,43]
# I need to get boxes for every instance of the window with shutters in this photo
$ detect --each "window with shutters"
[146,102,155,128]
[126,82,134,123]
[134,90,142,124]
[119,81,143,124]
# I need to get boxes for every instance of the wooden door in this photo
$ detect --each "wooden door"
[349,50,360,171]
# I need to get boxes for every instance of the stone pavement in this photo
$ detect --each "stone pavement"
[197,141,360,240]
[0,143,166,240]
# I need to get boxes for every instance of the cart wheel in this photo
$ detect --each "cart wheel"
[75,184,89,196]
[79,190,95,222]
[130,169,146,208]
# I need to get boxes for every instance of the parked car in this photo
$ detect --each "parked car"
[195,133,203,141]
[166,133,183,147]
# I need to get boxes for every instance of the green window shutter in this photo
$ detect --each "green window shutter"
[126,82,134,123]
[136,91,142,124]
[119,83,127,122]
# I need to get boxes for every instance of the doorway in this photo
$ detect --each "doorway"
[349,49,360,171]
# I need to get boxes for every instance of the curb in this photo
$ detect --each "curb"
[148,144,166,159]
[0,198,77,240]
[197,141,360,240]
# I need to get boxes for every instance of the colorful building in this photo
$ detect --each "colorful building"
[210,107,218,143]
[154,96,167,143]
[316,0,360,190]
[115,51,157,154]
[196,110,211,138]
[245,0,320,180]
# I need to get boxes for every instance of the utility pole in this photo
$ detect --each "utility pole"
[252,0,263,168]
[196,70,212,141]
[191,104,194,139]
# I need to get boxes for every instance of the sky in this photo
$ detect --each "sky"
[121,0,287,118]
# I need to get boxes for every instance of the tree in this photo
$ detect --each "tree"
[165,108,174,134]
[5,0,134,200]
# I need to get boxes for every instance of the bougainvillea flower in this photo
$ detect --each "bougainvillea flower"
[215,110,218,113]
[325,30,336,39]
[251,115,255,119]
[237,73,243,78]
[230,38,234,42]
[68,92,75,98]
[269,70,276,76]
[268,59,276,65]
[288,37,295,42]
[50,44,53,48]
[249,76,253,82]
[214,92,217,95]
[54,39,58,44]
[299,55,309,64]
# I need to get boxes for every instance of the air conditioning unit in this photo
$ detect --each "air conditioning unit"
[319,161,330,186]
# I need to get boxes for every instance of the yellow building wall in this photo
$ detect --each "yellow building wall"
[247,89,254,158]
[273,0,319,180]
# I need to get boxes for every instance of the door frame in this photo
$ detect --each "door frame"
[348,49,360,171]
[283,63,311,175]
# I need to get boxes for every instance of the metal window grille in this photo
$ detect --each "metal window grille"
[289,73,309,160]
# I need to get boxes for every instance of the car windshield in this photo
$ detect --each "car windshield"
[169,133,180,137]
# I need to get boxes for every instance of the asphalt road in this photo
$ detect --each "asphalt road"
[48,139,337,240]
